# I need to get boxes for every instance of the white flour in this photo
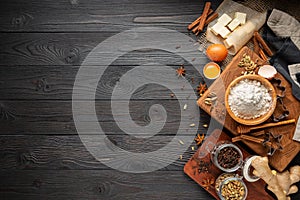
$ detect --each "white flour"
[228,79,272,119]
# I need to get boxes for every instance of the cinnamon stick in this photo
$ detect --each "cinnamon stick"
[253,36,260,55]
[232,136,242,143]
[197,2,211,32]
[205,12,218,25]
[259,48,268,61]
[232,135,272,147]
[254,31,273,56]
[192,12,218,34]
[188,9,213,30]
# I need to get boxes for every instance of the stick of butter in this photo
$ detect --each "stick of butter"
[219,26,231,38]
[211,23,224,35]
[211,14,232,36]
[227,18,241,31]
[217,13,232,26]
[235,12,247,25]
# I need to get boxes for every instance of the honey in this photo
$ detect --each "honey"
[203,62,221,79]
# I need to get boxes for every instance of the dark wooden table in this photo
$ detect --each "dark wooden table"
[0,0,299,199]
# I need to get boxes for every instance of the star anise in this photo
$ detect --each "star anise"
[198,160,210,173]
[195,133,205,145]
[176,65,186,77]
[201,177,215,190]
[197,82,207,96]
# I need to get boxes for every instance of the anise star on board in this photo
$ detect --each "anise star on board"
[201,177,215,190]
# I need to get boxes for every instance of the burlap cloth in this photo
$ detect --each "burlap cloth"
[198,0,274,68]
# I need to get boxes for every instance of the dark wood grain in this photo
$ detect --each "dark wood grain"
[1,0,300,199]
[0,0,298,34]
[0,0,222,32]
[0,33,210,66]
[0,135,200,170]
[0,100,210,135]
[0,169,213,200]
[0,64,207,100]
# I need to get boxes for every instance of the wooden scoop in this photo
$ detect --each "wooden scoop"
[237,119,295,134]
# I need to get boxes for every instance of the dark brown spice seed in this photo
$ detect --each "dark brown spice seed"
[217,147,240,169]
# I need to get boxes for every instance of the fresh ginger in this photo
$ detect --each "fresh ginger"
[251,156,300,200]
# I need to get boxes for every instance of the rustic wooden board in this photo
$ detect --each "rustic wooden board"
[197,46,300,172]
[184,129,274,200]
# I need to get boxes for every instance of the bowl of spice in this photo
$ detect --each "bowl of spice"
[225,74,277,125]
[211,141,243,172]
[216,174,248,200]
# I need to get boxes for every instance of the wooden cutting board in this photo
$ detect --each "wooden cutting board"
[197,46,300,172]
[184,129,274,200]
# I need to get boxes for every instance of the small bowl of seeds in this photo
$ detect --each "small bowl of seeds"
[215,173,235,192]
[211,141,243,172]
[216,175,248,200]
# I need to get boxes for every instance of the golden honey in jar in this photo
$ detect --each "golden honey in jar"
[203,62,221,80]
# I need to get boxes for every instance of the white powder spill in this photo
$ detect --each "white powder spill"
[228,79,272,119]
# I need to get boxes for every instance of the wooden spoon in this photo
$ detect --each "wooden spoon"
[237,119,295,134]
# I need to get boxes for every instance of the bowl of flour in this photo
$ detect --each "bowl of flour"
[225,75,277,125]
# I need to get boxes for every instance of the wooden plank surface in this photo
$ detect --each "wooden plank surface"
[0,170,213,200]
[0,0,298,33]
[0,135,199,170]
[0,100,209,135]
[0,0,222,32]
[0,65,207,100]
[0,33,210,66]
[0,0,300,199]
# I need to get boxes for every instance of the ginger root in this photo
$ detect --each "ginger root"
[251,156,300,200]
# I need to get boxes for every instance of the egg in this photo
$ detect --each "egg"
[206,44,228,62]
[258,65,277,80]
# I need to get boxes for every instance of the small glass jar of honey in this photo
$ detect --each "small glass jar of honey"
[203,62,221,80]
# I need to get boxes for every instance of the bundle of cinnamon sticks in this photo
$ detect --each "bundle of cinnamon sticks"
[253,31,273,61]
[187,2,218,35]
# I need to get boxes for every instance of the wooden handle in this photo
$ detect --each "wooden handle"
[249,119,295,131]
[237,119,295,134]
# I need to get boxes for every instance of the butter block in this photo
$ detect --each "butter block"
[224,38,233,48]
[217,13,232,26]
[235,12,247,25]
[227,18,241,31]
[211,22,224,35]
[219,26,231,38]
